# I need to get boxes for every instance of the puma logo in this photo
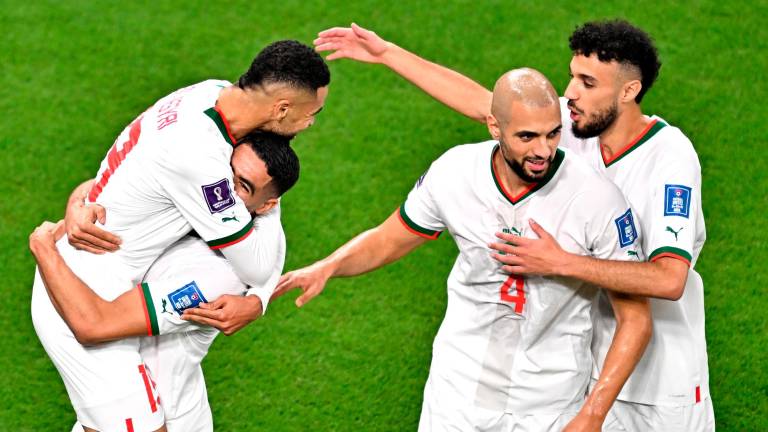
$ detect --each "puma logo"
[627,250,641,260]
[161,298,172,315]
[666,226,684,241]
[222,215,239,223]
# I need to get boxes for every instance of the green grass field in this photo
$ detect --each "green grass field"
[2,0,766,430]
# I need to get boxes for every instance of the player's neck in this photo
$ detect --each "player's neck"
[493,150,535,196]
[216,87,273,140]
[598,104,651,160]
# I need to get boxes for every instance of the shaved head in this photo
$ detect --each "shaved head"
[491,68,559,124]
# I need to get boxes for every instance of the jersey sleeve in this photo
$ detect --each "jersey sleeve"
[398,162,446,240]
[583,183,645,263]
[241,205,286,315]
[137,257,247,336]
[644,150,702,266]
[157,131,254,249]
[158,125,278,289]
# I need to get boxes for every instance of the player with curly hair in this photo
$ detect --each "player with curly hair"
[312,20,713,431]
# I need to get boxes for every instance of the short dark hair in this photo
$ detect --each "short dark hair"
[569,20,661,103]
[238,131,300,197]
[238,40,330,92]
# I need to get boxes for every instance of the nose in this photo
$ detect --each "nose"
[533,135,554,160]
[564,79,578,101]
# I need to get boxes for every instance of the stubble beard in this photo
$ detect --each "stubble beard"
[571,100,619,139]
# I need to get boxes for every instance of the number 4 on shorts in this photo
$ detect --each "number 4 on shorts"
[500,275,526,314]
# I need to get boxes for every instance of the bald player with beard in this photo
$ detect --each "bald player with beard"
[274,69,651,431]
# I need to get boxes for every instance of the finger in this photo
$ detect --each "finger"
[94,205,108,225]
[317,27,351,38]
[80,223,122,247]
[296,287,321,308]
[528,219,549,239]
[70,239,108,254]
[182,307,223,320]
[73,230,120,252]
[488,241,516,254]
[181,313,226,329]
[325,52,347,61]
[492,253,524,266]
[501,265,527,274]
[495,231,531,246]
[314,42,342,52]
[350,22,371,39]
[53,220,66,240]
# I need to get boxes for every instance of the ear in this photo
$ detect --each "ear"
[621,79,642,103]
[253,197,279,216]
[272,99,291,121]
[486,114,501,141]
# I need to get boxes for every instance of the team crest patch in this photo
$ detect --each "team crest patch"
[615,209,638,248]
[664,184,691,218]
[167,281,208,315]
[202,178,235,213]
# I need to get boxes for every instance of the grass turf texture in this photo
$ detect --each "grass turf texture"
[2,0,766,430]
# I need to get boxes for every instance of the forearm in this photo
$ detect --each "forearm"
[322,228,410,278]
[380,44,492,122]
[582,297,652,420]
[31,243,110,338]
[560,255,683,299]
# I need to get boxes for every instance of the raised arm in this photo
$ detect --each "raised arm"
[273,209,429,307]
[566,292,652,430]
[29,221,145,345]
[315,23,492,122]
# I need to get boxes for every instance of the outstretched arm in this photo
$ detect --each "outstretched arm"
[565,292,652,431]
[491,219,690,300]
[29,221,145,345]
[273,209,429,307]
[315,23,492,122]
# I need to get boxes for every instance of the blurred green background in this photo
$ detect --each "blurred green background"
[1,0,765,430]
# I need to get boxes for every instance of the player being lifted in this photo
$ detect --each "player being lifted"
[32,41,328,431]
[275,69,652,431]
[31,132,298,432]
[313,21,713,431]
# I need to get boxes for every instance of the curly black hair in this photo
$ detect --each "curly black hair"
[569,20,661,103]
[239,131,299,197]
[238,40,330,92]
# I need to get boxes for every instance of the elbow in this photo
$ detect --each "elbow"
[659,279,686,301]
[71,323,107,346]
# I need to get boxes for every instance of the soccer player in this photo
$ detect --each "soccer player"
[31,40,328,430]
[274,69,652,431]
[31,132,299,432]
[314,21,713,431]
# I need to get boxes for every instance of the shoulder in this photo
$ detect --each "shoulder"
[560,149,627,203]
[431,140,496,172]
[651,117,701,167]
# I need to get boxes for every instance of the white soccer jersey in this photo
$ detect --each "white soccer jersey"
[399,141,642,417]
[138,206,285,428]
[75,79,276,304]
[122,211,284,430]
[559,98,710,407]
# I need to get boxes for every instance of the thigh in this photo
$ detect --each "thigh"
[32,269,164,430]
[418,375,507,432]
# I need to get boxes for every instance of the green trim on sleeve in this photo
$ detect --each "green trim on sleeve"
[398,205,441,239]
[649,246,692,263]
[206,220,254,249]
[141,282,160,336]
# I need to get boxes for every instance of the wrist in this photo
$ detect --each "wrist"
[379,42,401,68]
[557,252,583,278]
